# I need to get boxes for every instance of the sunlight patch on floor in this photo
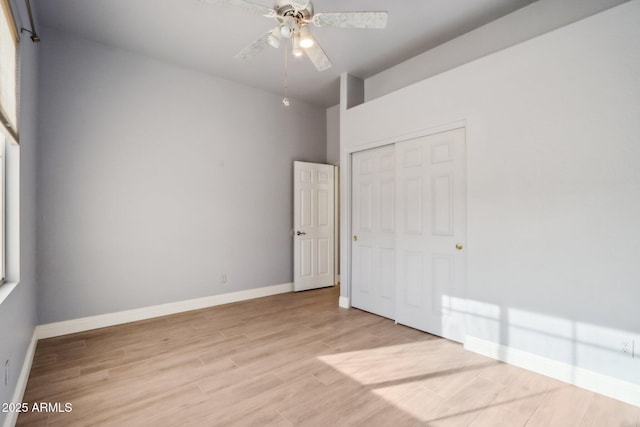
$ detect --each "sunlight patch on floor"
[318,340,460,385]
[314,338,570,424]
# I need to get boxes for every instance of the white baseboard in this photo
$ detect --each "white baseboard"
[464,336,640,408]
[338,296,350,309]
[3,331,38,427]
[36,283,294,339]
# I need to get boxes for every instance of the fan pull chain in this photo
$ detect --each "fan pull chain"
[283,39,290,107]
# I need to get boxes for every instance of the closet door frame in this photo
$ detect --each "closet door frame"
[340,120,467,333]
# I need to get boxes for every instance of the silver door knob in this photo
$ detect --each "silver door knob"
[296,231,306,236]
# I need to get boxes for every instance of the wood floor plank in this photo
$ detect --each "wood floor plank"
[468,405,529,427]
[578,393,640,427]
[16,286,639,426]
[23,369,111,403]
[425,376,505,426]
[526,385,595,427]
[490,368,564,419]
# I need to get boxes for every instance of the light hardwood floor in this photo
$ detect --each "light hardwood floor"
[17,287,640,426]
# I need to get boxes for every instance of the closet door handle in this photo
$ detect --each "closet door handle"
[296,231,306,236]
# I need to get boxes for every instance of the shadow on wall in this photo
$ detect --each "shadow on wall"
[456,296,640,388]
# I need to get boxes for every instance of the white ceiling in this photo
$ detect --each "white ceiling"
[34,0,536,107]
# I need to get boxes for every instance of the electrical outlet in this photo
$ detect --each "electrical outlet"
[220,274,227,284]
[4,359,9,387]
[621,340,636,358]
[622,341,630,355]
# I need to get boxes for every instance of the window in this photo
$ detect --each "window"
[0,0,18,141]
[0,0,15,284]
[0,135,4,283]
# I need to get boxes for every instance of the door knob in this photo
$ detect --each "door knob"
[353,235,358,242]
[296,231,306,236]
[455,243,463,250]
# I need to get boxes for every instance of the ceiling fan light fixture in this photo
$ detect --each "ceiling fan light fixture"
[299,25,314,48]
[292,33,303,57]
[280,16,296,39]
[267,26,282,48]
[280,24,292,38]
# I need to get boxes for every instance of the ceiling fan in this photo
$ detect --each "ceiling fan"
[201,0,388,71]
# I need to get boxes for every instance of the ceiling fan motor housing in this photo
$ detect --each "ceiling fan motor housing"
[274,1,314,23]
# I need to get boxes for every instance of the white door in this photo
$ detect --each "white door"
[293,161,335,292]
[351,145,396,319]
[395,128,467,342]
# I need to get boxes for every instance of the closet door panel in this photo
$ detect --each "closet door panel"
[351,145,396,319]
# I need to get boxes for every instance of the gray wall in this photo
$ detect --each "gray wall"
[365,0,629,102]
[326,105,339,165]
[0,1,39,425]
[341,2,640,385]
[37,28,326,324]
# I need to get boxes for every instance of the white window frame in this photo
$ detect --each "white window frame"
[0,135,4,283]
[0,0,18,288]
[0,0,19,142]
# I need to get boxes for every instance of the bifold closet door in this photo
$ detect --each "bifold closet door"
[351,145,396,319]
[395,128,467,343]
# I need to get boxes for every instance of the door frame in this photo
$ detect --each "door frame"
[293,161,336,292]
[340,119,467,311]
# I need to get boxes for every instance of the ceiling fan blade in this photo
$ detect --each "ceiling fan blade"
[200,0,276,17]
[303,37,332,71]
[290,1,311,12]
[234,31,271,61]
[311,12,388,29]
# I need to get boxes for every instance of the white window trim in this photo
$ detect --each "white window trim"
[0,0,20,141]
[0,132,14,305]
[1,132,4,283]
